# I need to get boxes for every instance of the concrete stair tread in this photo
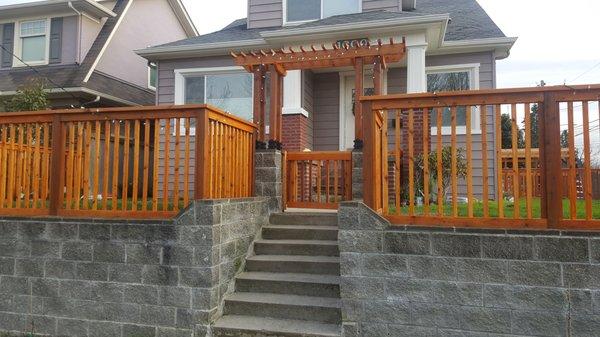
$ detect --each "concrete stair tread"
[237,272,340,285]
[213,315,341,337]
[247,255,340,263]
[256,239,338,246]
[263,225,338,230]
[225,292,341,308]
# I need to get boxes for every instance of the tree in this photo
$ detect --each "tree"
[0,79,49,112]
[560,129,584,167]
[415,146,467,202]
[501,113,525,149]
[528,104,540,148]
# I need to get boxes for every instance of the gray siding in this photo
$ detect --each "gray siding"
[363,0,401,12]
[313,72,340,151]
[302,70,315,149]
[247,0,401,29]
[61,16,79,65]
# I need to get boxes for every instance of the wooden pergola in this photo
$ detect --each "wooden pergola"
[231,38,406,148]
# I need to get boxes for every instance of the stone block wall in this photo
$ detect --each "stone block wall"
[0,197,268,337]
[254,149,282,212]
[352,151,363,201]
[339,202,600,337]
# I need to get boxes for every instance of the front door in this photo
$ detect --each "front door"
[342,75,374,150]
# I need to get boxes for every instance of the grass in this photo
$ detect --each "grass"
[391,198,600,220]
[4,198,186,212]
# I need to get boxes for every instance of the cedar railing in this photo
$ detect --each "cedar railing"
[0,105,256,218]
[283,151,352,210]
[362,84,600,229]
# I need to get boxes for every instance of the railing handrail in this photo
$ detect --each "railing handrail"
[359,84,600,109]
[0,104,257,130]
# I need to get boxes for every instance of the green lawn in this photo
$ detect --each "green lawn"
[391,198,600,220]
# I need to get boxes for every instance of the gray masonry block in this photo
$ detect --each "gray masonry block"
[383,232,430,255]
[534,236,589,262]
[431,234,481,258]
[481,235,534,260]
[507,260,562,287]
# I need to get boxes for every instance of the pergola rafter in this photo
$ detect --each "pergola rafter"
[231,38,406,148]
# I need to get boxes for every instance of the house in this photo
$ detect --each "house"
[138,0,517,199]
[0,0,197,109]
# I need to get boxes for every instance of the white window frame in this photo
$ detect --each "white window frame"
[174,66,254,135]
[283,0,362,26]
[148,62,157,90]
[13,18,51,67]
[426,63,481,136]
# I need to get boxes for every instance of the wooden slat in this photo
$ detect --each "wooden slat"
[111,122,120,211]
[7,125,16,208]
[132,120,140,211]
[0,126,7,208]
[142,119,151,210]
[122,121,130,211]
[567,102,577,219]
[162,120,170,211]
[450,107,458,217]
[173,119,180,211]
[23,124,32,208]
[466,106,473,218]
[480,105,489,218]
[183,118,190,207]
[408,109,415,216]
[102,121,110,210]
[394,110,401,215]
[436,108,443,216]
[524,103,533,218]
[92,121,101,210]
[65,123,75,210]
[495,105,504,218]
[423,108,430,216]
[510,104,520,219]
[74,123,84,210]
[582,102,593,220]
[152,119,160,211]
[82,122,92,210]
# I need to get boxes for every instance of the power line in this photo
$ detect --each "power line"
[0,43,81,105]
[570,60,600,83]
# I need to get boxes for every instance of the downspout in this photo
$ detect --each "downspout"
[68,1,83,63]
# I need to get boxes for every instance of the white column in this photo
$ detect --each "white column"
[282,70,309,116]
[405,33,428,93]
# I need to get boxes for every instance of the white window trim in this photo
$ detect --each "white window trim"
[12,18,51,67]
[174,66,253,135]
[426,63,481,136]
[282,0,362,26]
[148,62,157,91]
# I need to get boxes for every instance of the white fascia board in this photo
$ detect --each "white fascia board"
[0,0,116,20]
[260,14,450,43]
[166,0,199,37]
[135,39,269,60]
[432,37,518,59]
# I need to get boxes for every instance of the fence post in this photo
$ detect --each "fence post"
[362,100,375,209]
[194,108,209,200]
[540,92,563,228]
[48,115,65,215]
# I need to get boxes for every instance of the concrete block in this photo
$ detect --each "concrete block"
[124,284,159,305]
[123,323,156,337]
[409,256,457,281]
[383,232,430,255]
[109,264,143,283]
[45,260,77,279]
[126,244,162,265]
[456,259,508,283]
[30,240,60,258]
[76,262,109,281]
[56,318,89,337]
[458,307,511,334]
[79,223,111,241]
[62,242,93,261]
[142,265,179,286]
[534,237,589,262]
[89,321,122,337]
[508,261,562,286]
[0,257,14,275]
[563,264,600,289]
[431,234,481,258]
[511,310,566,336]
[15,258,44,277]
[340,230,382,253]
[93,242,126,263]
[481,235,534,260]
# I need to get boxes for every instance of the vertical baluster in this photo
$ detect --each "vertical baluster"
[582,102,593,220]
[132,120,140,211]
[567,102,577,219]
[333,160,339,203]
[102,121,111,210]
[436,108,443,216]
[122,121,130,211]
[0,126,6,208]
[112,121,120,211]
[92,121,101,210]
[495,105,504,218]
[82,122,92,210]
[450,107,458,217]
[23,124,32,208]
[524,103,533,218]
[423,108,430,215]
[41,123,50,202]
[395,110,401,215]
[65,123,75,210]
[142,119,151,210]
[7,125,16,208]
[481,105,489,218]
[466,106,474,218]
[511,104,520,219]
[183,118,190,206]
[173,119,180,211]
[15,124,26,208]
[162,120,170,211]
[74,123,84,210]
[408,109,415,216]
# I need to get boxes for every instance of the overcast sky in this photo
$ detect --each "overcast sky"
[1,0,599,88]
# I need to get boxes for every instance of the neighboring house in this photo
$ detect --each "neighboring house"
[138,0,517,198]
[0,0,197,109]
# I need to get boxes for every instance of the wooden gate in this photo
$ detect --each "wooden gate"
[283,151,352,209]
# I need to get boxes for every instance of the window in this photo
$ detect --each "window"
[148,62,158,90]
[18,19,48,64]
[285,0,361,24]
[175,68,254,122]
[426,64,480,134]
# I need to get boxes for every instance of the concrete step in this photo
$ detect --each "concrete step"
[213,315,341,337]
[235,272,340,298]
[262,225,338,241]
[246,255,340,275]
[223,292,341,324]
[270,213,338,227]
[254,240,339,257]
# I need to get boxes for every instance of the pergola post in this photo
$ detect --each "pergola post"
[373,56,384,95]
[269,64,284,147]
[354,57,364,144]
[253,65,266,143]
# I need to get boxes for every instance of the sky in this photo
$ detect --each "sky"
[1,0,599,88]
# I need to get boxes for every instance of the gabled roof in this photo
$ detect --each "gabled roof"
[140,0,510,59]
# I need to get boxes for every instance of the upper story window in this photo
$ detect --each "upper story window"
[148,62,158,90]
[18,19,48,64]
[285,0,361,24]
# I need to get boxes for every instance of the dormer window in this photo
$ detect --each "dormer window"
[285,0,361,24]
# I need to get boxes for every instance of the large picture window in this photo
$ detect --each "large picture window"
[427,64,480,134]
[285,0,361,24]
[19,19,48,64]
[175,68,254,122]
